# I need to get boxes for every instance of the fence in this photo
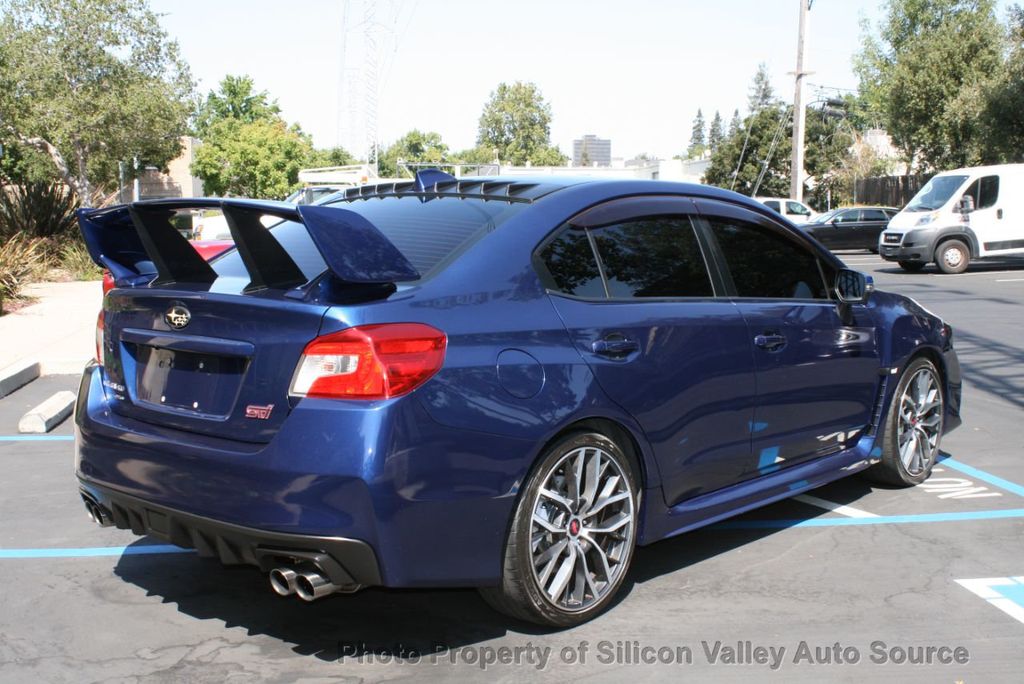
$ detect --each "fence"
[855,174,933,208]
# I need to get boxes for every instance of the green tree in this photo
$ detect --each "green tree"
[708,110,725,153]
[748,63,777,111]
[855,0,1004,170]
[705,104,792,196]
[377,129,449,177]
[687,109,706,158]
[0,0,195,204]
[728,108,742,137]
[193,75,281,138]
[191,119,311,199]
[705,94,853,203]
[306,145,358,168]
[477,81,564,165]
[981,4,1024,160]
[451,145,499,165]
[190,75,331,197]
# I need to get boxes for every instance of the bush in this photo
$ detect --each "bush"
[0,235,48,310]
[0,182,80,240]
[58,238,102,281]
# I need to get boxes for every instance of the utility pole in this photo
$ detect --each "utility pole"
[790,0,812,201]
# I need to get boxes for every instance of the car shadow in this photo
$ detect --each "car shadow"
[113,477,880,659]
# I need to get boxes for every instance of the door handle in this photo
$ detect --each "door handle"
[997,208,1003,219]
[591,337,640,357]
[754,333,787,351]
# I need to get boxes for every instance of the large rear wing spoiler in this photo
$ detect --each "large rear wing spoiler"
[77,198,420,292]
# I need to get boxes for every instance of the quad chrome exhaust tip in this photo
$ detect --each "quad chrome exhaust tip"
[269,567,299,597]
[81,496,113,527]
[269,565,364,602]
[294,569,342,602]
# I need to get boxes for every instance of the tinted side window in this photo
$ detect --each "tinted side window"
[764,200,781,212]
[963,176,1000,211]
[539,229,606,298]
[979,175,999,209]
[592,217,713,298]
[708,220,828,299]
[861,209,888,221]
[835,210,859,223]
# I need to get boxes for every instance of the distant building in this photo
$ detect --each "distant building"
[572,134,612,167]
[122,136,204,202]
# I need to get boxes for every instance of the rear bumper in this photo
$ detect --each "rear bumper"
[75,362,535,587]
[79,483,381,587]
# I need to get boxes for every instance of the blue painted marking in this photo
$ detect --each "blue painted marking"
[757,446,781,474]
[0,545,193,559]
[0,435,74,442]
[993,581,1024,610]
[939,456,1024,498]
[716,508,1024,529]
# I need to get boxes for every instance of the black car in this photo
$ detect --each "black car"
[803,206,899,251]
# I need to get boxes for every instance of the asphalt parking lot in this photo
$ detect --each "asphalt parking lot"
[1,255,1022,683]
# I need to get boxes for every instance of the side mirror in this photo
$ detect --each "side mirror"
[834,269,873,304]
[958,194,975,214]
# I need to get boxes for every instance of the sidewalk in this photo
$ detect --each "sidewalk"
[0,280,102,375]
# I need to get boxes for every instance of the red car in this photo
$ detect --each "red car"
[101,240,233,295]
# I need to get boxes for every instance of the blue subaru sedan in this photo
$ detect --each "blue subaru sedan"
[74,171,961,626]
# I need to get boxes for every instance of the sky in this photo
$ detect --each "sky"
[145,0,1002,161]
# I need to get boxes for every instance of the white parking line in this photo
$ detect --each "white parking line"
[793,494,879,518]
[955,577,1024,625]
[995,278,1024,282]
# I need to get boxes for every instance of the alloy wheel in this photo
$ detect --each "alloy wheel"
[896,368,944,475]
[530,445,635,613]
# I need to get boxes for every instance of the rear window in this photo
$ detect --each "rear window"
[213,196,525,281]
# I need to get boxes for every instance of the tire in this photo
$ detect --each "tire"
[898,260,926,273]
[866,357,945,487]
[479,431,639,627]
[935,239,970,274]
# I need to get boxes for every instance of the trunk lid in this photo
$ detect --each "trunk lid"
[101,288,328,443]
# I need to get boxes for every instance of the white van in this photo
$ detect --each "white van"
[755,197,817,223]
[880,164,1024,273]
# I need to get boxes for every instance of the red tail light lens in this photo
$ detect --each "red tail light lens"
[290,323,446,400]
[95,310,105,366]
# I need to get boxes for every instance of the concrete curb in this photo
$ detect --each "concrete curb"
[39,359,90,377]
[0,359,41,400]
[17,390,77,434]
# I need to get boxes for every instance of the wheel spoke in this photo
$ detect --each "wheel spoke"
[899,429,916,469]
[585,511,631,534]
[546,545,577,602]
[532,514,565,535]
[585,489,629,518]
[578,548,601,600]
[539,487,573,511]
[580,449,601,510]
[587,534,614,582]
[535,538,568,586]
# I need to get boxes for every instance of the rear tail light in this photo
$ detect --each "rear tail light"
[95,310,105,366]
[290,323,446,400]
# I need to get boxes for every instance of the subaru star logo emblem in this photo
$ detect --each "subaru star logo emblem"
[165,304,191,329]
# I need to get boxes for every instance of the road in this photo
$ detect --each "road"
[0,253,1021,683]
